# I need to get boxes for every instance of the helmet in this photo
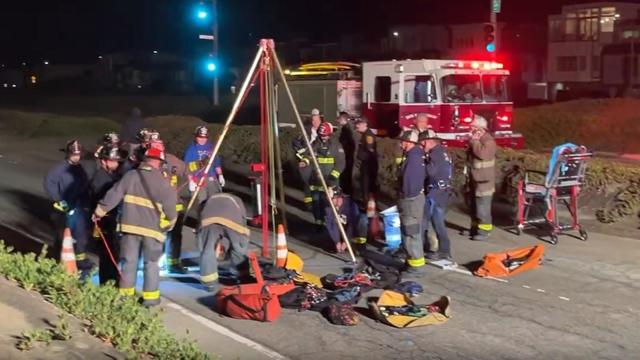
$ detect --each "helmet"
[471,115,488,129]
[148,139,165,152]
[397,130,419,144]
[147,130,160,143]
[64,140,83,155]
[144,147,165,162]
[136,128,151,143]
[102,132,120,145]
[311,108,321,116]
[195,126,209,138]
[318,122,333,137]
[418,129,440,142]
[98,144,122,161]
[354,117,368,126]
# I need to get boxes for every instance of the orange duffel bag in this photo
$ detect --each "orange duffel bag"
[474,245,544,278]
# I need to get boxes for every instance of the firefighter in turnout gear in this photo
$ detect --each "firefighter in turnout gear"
[419,130,454,262]
[324,187,368,253]
[294,109,324,209]
[303,122,346,228]
[336,112,355,196]
[396,130,427,278]
[196,182,250,292]
[184,126,224,193]
[467,115,497,241]
[43,140,93,270]
[90,144,122,285]
[354,117,378,206]
[93,146,178,307]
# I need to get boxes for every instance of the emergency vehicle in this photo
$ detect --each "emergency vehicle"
[279,60,524,149]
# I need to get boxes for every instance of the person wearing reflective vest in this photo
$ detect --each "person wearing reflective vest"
[184,126,224,193]
[302,122,345,228]
[90,144,123,285]
[355,117,378,207]
[43,140,93,271]
[294,109,323,209]
[93,146,177,307]
[196,182,249,292]
[419,130,454,262]
[467,115,497,241]
[324,187,368,253]
[396,130,427,277]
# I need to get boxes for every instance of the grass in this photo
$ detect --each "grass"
[0,109,118,138]
[0,242,210,359]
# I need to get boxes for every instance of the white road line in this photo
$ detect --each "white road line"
[536,288,546,293]
[558,296,571,301]
[522,285,531,289]
[165,301,289,360]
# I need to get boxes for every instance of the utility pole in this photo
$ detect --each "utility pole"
[212,0,219,106]
[490,0,500,59]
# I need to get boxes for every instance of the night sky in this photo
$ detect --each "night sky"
[0,0,634,65]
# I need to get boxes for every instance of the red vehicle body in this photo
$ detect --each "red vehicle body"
[360,59,524,149]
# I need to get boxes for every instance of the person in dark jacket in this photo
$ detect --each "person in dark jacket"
[93,146,177,307]
[396,130,426,277]
[43,140,92,270]
[121,108,148,144]
[196,182,250,292]
[184,126,224,193]
[324,187,367,253]
[294,108,324,208]
[419,130,454,262]
[355,117,378,206]
[90,145,122,285]
[336,112,355,196]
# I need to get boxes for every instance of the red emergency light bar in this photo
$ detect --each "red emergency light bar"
[443,61,504,70]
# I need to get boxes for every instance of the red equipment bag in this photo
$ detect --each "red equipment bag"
[219,285,281,322]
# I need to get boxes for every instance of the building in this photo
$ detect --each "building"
[544,2,640,100]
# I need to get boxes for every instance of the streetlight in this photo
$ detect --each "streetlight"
[153,50,158,54]
[43,60,49,65]
[392,31,399,37]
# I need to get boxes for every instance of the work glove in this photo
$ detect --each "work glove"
[218,174,226,187]
[53,200,70,213]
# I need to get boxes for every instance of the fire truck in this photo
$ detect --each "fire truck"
[278,60,524,149]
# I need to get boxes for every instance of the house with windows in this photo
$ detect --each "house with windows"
[544,2,640,100]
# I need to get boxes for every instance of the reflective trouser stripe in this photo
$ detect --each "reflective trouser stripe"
[176,204,184,212]
[167,258,180,266]
[143,290,160,300]
[472,159,495,169]
[119,287,135,296]
[317,157,335,164]
[353,237,367,244]
[75,252,87,261]
[478,224,493,231]
[407,257,426,267]
[330,170,340,178]
[304,196,313,204]
[201,272,219,284]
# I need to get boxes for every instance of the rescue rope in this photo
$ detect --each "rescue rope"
[93,220,122,278]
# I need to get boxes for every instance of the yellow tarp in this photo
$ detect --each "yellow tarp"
[370,291,450,328]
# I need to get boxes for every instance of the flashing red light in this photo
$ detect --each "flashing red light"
[496,111,511,122]
[442,61,505,70]
[462,117,473,124]
[457,61,464,68]
[471,62,480,69]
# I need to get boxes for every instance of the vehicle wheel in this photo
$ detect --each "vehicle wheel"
[550,234,558,245]
[579,229,588,241]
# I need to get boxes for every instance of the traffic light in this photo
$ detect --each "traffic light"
[194,2,210,22]
[484,23,496,53]
[206,61,216,72]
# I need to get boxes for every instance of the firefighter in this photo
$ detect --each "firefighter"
[93,132,123,159]
[196,181,249,292]
[419,130,454,262]
[303,122,345,229]
[93,146,178,307]
[150,139,189,273]
[43,140,92,270]
[354,117,378,206]
[90,144,122,285]
[306,108,323,143]
[396,130,427,277]
[467,115,497,241]
[294,108,324,208]
[184,126,224,193]
[118,128,153,176]
[324,187,368,253]
[336,112,355,196]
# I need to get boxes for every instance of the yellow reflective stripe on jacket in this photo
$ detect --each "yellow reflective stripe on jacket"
[201,272,219,283]
[119,288,135,296]
[124,194,163,212]
[309,185,323,191]
[303,196,313,204]
[188,161,199,172]
[75,253,87,261]
[407,257,426,267]
[200,216,250,236]
[170,175,178,188]
[176,204,184,212]
[330,170,340,178]
[143,290,160,300]
[478,224,493,231]
[120,224,166,242]
[395,157,405,165]
[353,237,367,244]
[317,157,335,164]
[472,159,495,169]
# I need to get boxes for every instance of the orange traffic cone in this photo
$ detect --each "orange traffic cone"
[367,194,381,240]
[275,224,288,267]
[60,227,77,275]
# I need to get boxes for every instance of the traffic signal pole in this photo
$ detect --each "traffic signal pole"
[212,0,219,106]
[490,2,498,58]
